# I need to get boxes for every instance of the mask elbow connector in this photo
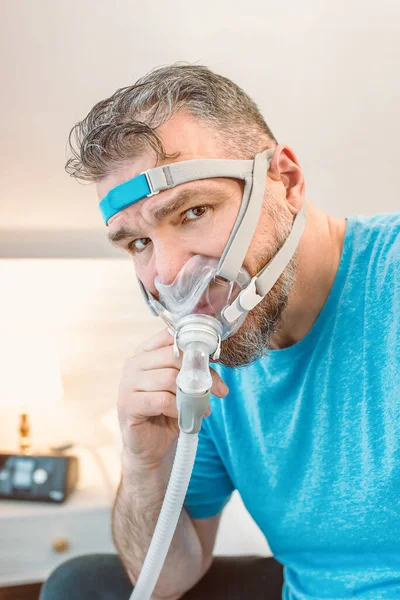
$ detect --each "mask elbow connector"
[175,315,222,434]
[176,388,210,434]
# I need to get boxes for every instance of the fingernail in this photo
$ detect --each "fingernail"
[218,381,229,397]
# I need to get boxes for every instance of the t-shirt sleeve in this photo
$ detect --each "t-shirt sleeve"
[184,417,234,519]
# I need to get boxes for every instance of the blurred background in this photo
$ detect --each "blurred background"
[0,0,399,596]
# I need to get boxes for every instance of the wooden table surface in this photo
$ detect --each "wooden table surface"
[0,583,42,600]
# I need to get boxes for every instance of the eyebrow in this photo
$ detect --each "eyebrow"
[107,187,220,245]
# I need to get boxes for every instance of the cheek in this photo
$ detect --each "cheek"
[134,260,158,295]
[203,202,241,257]
[169,207,238,260]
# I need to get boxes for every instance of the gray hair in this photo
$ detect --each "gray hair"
[66,63,277,182]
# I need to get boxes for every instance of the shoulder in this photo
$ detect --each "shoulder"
[349,212,400,281]
[350,211,400,258]
[346,213,400,319]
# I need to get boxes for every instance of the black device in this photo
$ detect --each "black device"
[0,452,79,503]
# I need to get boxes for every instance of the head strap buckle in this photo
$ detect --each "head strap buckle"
[142,170,159,197]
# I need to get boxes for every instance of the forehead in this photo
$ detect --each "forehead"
[96,111,232,214]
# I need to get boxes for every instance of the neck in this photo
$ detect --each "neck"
[269,202,347,350]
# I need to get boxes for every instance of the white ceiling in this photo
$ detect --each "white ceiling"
[1,0,399,241]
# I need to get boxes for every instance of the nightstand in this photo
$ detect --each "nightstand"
[0,485,116,596]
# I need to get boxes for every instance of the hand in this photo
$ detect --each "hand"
[117,328,229,469]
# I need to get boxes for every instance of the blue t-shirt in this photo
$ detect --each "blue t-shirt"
[184,212,400,600]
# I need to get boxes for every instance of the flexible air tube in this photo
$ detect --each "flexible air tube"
[130,431,199,600]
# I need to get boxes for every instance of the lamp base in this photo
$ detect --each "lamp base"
[18,412,32,455]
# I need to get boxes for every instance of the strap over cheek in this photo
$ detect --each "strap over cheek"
[222,200,308,324]
[216,149,274,281]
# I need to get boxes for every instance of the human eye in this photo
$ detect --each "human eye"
[128,237,151,254]
[183,206,209,222]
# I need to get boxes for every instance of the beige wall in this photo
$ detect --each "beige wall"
[1,0,399,236]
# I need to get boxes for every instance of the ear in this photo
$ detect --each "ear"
[268,145,305,215]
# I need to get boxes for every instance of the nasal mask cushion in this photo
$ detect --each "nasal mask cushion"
[99,149,307,340]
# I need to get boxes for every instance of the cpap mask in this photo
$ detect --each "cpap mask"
[99,148,307,600]
[152,254,252,340]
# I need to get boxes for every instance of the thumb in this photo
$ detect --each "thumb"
[210,369,229,398]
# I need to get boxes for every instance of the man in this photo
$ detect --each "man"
[41,65,400,600]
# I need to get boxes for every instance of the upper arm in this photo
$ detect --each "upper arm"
[192,512,222,568]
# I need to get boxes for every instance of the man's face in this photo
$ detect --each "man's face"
[97,112,296,367]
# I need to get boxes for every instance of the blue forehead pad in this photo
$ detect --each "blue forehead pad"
[99,172,155,225]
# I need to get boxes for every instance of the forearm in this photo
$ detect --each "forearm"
[112,449,205,600]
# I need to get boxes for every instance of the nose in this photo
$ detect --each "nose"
[139,238,194,295]
[155,242,193,287]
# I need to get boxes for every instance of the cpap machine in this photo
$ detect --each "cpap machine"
[99,148,307,599]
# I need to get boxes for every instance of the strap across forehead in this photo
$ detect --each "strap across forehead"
[99,156,255,225]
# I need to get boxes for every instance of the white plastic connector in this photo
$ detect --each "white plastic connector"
[174,315,223,434]
[222,276,264,323]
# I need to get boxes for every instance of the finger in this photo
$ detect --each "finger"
[143,327,174,352]
[134,368,179,395]
[210,369,229,398]
[135,365,229,398]
[131,391,179,422]
[140,345,183,372]
[129,393,211,424]
[136,328,174,355]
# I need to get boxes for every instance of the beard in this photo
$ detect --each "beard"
[217,196,297,369]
